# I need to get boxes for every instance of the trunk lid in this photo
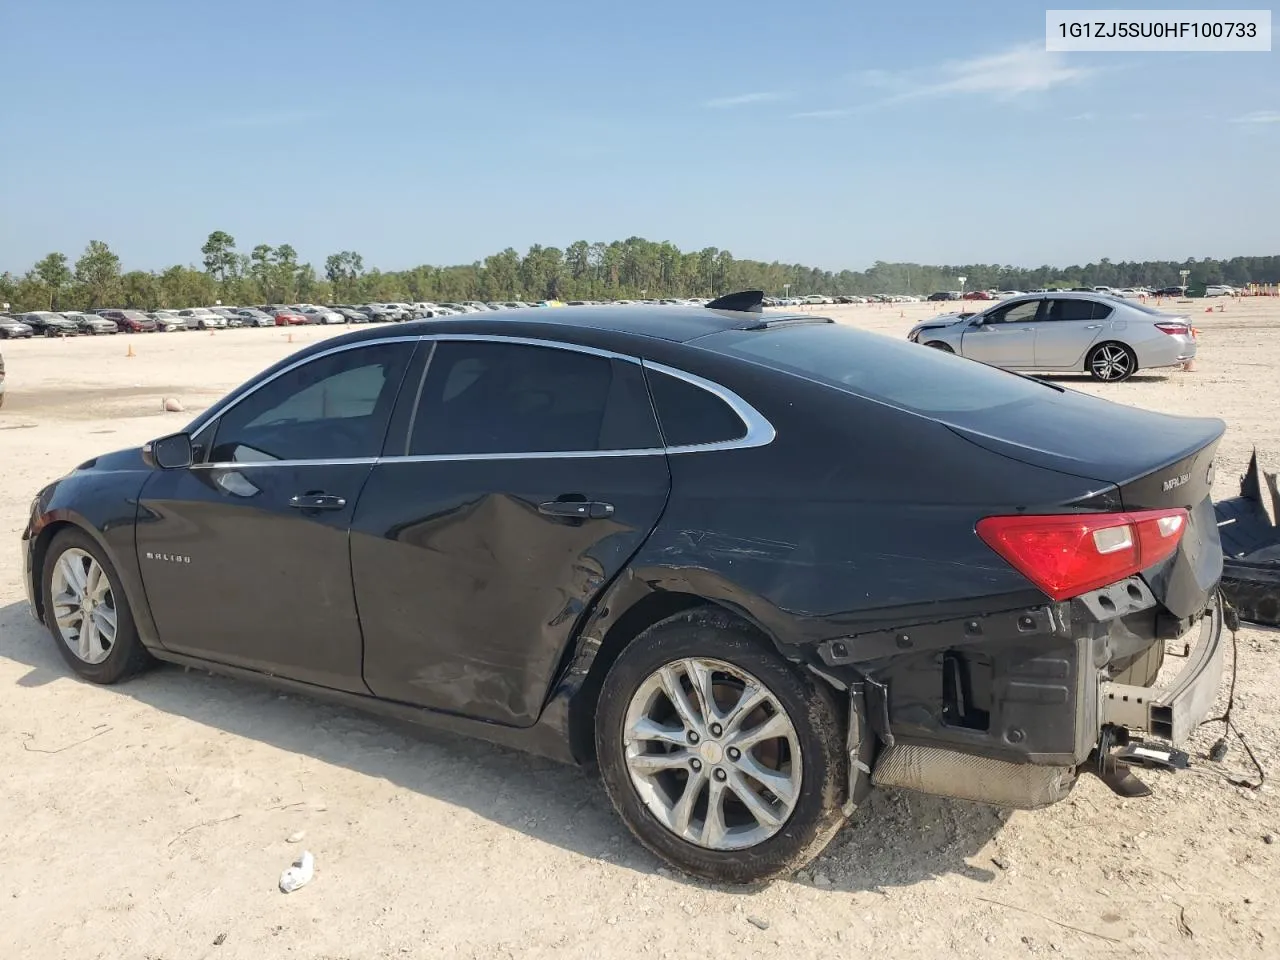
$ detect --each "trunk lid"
[941,387,1225,618]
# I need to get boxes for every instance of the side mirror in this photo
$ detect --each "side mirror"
[143,432,194,470]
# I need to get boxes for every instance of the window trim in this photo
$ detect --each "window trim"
[188,333,775,469]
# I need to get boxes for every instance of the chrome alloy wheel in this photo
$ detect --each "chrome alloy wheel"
[1091,344,1133,381]
[622,657,802,851]
[49,548,118,665]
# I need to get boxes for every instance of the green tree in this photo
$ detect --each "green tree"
[34,252,72,309]
[74,240,122,309]
[201,231,239,284]
[121,270,160,309]
[324,250,365,301]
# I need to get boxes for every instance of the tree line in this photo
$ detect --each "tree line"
[3,233,1277,314]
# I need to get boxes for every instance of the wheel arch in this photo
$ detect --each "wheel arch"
[29,512,137,627]
[563,574,811,765]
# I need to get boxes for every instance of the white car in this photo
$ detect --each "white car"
[296,305,345,324]
[178,308,226,329]
[1204,284,1235,297]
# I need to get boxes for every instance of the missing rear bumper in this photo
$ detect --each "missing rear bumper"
[1099,594,1223,745]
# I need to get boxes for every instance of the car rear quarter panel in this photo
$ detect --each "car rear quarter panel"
[603,362,1106,651]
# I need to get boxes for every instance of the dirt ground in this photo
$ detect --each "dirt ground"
[1,301,1277,960]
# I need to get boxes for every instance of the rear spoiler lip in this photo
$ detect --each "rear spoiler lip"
[941,417,1226,491]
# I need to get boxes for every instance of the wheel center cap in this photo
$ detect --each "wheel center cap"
[699,741,724,765]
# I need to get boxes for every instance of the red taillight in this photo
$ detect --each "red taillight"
[976,508,1188,601]
[1154,322,1190,336]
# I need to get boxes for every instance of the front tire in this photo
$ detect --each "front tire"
[41,529,153,684]
[1087,341,1137,382]
[595,609,865,883]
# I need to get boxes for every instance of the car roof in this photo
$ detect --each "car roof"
[386,304,810,344]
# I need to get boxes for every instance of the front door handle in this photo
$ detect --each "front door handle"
[290,493,347,511]
[1084,324,1103,329]
[538,499,615,520]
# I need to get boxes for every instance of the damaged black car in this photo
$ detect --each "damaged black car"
[21,294,1228,883]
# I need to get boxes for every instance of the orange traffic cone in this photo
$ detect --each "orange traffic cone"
[126,343,135,358]
[286,332,293,343]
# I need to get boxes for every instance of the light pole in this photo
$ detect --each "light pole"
[957,275,967,299]
[783,283,790,303]
[1179,269,1190,293]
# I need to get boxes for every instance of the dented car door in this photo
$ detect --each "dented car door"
[351,337,671,726]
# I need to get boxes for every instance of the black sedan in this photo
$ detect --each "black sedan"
[20,294,1228,882]
[19,311,80,337]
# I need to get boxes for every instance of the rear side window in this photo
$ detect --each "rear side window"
[1091,301,1115,320]
[697,324,1053,415]
[409,341,661,455]
[1047,299,1095,321]
[645,368,746,447]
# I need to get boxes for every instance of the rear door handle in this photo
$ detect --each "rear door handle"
[290,493,347,511]
[538,500,614,519]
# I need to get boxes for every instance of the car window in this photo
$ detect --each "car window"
[986,300,1041,324]
[644,368,746,447]
[209,342,411,462]
[1046,298,1096,322]
[697,323,1056,416]
[408,340,660,455]
[1090,301,1115,320]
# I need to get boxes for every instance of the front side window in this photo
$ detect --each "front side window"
[209,342,411,462]
[409,341,660,456]
[985,300,1042,324]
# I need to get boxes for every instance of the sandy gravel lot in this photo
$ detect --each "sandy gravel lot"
[1,301,1277,960]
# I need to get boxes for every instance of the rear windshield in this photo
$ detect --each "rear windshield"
[1122,299,1179,316]
[696,322,1053,415]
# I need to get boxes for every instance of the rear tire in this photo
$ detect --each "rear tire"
[595,608,869,883]
[41,529,153,684]
[1087,342,1137,382]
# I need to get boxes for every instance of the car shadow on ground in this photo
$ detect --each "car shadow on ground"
[1032,373,1171,385]
[0,599,1005,894]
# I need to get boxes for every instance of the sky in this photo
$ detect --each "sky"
[1,0,1278,275]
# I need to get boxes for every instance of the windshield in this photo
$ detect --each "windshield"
[696,323,1055,415]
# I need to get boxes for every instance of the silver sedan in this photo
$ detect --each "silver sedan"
[906,292,1196,382]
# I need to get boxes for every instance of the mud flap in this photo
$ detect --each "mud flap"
[1215,448,1280,626]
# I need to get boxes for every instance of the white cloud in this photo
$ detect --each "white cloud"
[1230,110,1280,124]
[703,92,785,109]
[791,42,1095,122]
[791,108,856,120]
[893,43,1094,102]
